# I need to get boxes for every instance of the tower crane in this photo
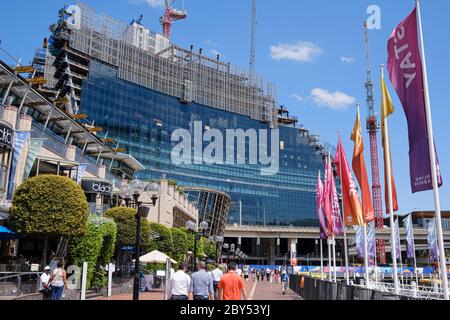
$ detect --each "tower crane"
[249,0,257,78]
[160,0,187,40]
[363,21,386,264]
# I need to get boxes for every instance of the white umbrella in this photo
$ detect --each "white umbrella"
[138,250,177,264]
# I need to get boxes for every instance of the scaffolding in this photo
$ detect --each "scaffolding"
[56,2,277,124]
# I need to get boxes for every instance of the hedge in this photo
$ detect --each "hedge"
[171,228,188,265]
[148,223,173,257]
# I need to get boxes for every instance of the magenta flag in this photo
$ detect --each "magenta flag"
[387,7,443,193]
[329,156,344,236]
[316,172,328,240]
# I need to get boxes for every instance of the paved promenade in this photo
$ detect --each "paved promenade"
[95,278,301,301]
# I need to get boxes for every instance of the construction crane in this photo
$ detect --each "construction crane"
[249,0,257,78]
[363,22,386,264]
[160,0,187,40]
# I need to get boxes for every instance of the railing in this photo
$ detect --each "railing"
[0,272,41,297]
[88,203,111,216]
[31,122,67,158]
[75,149,99,176]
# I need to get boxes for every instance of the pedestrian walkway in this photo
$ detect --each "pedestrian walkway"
[251,280,301,301]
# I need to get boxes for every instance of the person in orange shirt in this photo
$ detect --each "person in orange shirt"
[217,262,248,301]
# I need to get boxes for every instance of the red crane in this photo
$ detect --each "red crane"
[160,0,187,40]
[364,22,386,265]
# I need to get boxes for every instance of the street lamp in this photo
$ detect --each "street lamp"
[119,180,161,301]
[185,220,209,271]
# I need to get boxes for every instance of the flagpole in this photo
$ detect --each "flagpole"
[410,215,419,285]
[320,239,324,280]
[337,136,350,286]
[381,65,400,295]
[332,234,337,282]
[416,0,449,300]
[363,224,370,288]
[397,220,405,286]
[328,239,332,281]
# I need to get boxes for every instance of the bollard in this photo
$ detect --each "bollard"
[80,262,88,300]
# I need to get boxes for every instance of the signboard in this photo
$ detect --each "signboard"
[0,122,14,150]
[81,180,113,196]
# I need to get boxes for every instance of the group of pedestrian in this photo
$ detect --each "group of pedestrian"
[39,261,68,301]
[167,261,247,301]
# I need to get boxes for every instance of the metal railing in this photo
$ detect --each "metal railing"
[0,272,42,297]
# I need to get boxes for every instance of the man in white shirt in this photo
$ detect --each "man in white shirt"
[211,265,223,300]
[39,266,51,300]
[167,263,191,300]
[236,268,243,278]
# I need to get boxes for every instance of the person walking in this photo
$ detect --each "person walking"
[167,263,191,300]
[188,262,214,301]
[281,270,289,295]
[256,269,261,282]
[218,262,247,301]
[39,266,51,300]
[265,267,271,282]
[243,267,250,282]
[48,261,68,300]
[211,265,223,300]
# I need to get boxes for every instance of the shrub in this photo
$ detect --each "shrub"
[171,228,188,265]
[148,223,173,256]
[104,207,151,254]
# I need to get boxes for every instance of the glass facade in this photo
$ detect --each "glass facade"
[80,61,324,227]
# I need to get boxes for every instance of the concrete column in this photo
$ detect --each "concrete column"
[14,115,32,189]
[65,145,76,162]
[98,165,106,180]
[1,106,18,129]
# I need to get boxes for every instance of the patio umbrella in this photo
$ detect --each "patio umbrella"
[138,250,177,264]
[0,226,16,240]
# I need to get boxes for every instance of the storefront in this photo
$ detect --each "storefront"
[81,179,113,216]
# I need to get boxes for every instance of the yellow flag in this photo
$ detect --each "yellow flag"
[380,75,399,213]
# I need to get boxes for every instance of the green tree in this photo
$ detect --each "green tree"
[68,216,117,289]
[10,175,89,264]
[171,228,188,265]
[148,223,173,256]
[104,207,151,254]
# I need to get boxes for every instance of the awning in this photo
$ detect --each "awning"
[0,226,16,240]
[139,250,177,264]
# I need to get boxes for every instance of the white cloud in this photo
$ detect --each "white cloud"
[210,49,223,58]
[341,56,355,63]
[204,40,221,48]
[129,0,165,8]
[291,94,306,103]
[270,41,323,62]
[310,88,356,111]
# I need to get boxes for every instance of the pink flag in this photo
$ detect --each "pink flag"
[387,7,443,193]
[322,157,333,236]
[316,172,328,240]
[325,154,344,236]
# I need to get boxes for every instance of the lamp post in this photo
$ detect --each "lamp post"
[185,220,209,271]
[211,236,224,264]
[119,180,161,301]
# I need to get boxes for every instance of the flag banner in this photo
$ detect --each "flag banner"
[7,131,31,199]
[367,221,376,259]
[355,226,364,259]
[403,214,415,259]
[322,157,333,235]
[393,218,401,260]
[76,164,88,185]
[330,170,344,235]
[351,109,375,223]
[380,76,399,213]
[387,7,443,193]
[23,139,44,180]
[316,172,328,240]
[427,219,439,262]
[335,136,364,226]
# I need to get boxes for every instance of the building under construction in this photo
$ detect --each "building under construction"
[33,2,331,265]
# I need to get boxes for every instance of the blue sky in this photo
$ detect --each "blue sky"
[0,0,448,213]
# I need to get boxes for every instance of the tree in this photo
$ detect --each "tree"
[104,207,151,255]
[148,223,173,256]
[10,175,89,264]
[171,228,188,265]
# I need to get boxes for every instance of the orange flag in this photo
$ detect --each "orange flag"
[334,135,364,226]
[351,108,375,223]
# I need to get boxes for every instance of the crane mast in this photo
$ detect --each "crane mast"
[249,0,257,78]
[363,22,386,265]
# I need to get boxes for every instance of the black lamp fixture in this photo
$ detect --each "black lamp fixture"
[185,220,209,271]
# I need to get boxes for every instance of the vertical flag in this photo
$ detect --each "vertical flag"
[367,221,376,259]
[23,139,44,180]
[351,108,375,223]
[387,7,443,193]
[316,171,328,240]
[355,226,365,259]
[403,214,415,260]
[329,154,344,236]
[7,131,31,199]
[76,164,88,185]
[380,75,399,213]
[334,136,364,227]
[322,156,333,235]
[393,218,401,260]
[427,219,439,262]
